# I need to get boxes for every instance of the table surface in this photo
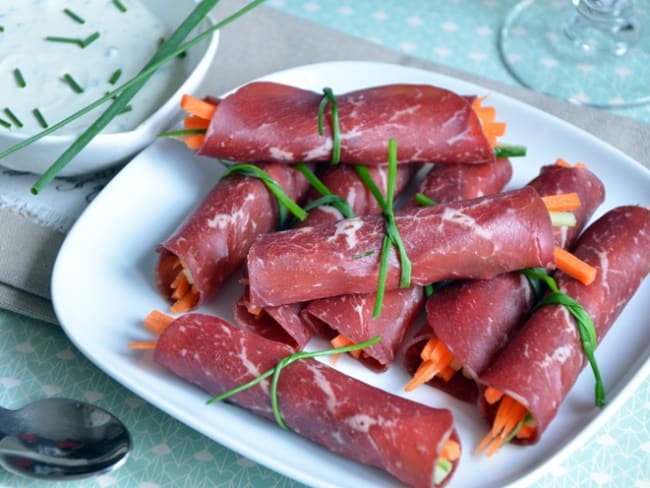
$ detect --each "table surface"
[2,1,649,487]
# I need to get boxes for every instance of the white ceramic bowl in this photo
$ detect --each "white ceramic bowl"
[0,0,219,176]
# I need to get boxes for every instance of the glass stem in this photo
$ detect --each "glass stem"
[564,0,641,55]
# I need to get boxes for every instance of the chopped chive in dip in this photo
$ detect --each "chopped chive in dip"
[113,0,128,13]
[32,108,48,129]
[0,26,4,32]
[3,108,23,128]
[0,118,11,129]
[45,31,100,48]
[108,69,122,85]
[13,69,26,88]
[62,73,84,93]
[45,35,85,46]
[119,104,133,114]
[81,31,100,47]
[63,8,85,24]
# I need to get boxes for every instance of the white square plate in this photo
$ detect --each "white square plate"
[52,61,650,487]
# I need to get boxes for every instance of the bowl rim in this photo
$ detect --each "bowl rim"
[1,14,219,145]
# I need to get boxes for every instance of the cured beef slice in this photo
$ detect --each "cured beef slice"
[403,164,605,402]
[233,163,419,349]
[298,158,512,369]
[416,157,512,204]
[156,163,310,308]
[198,82,496,166]
[477,205,650,444]
[302,286,425,372]
[247,186,555,308]
[154,313,461,488]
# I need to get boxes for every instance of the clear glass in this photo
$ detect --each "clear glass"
[500,0,650,107]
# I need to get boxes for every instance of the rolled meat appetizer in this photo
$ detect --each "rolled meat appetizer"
[156,163,310,313]
[403,163,605,401]
[178,82,508,166]
[415,157,513,204]
[299,158,513,370]
[476,205,650,454]
[152,312,462,487]
[233,163,419,349]
[246,186,556,309]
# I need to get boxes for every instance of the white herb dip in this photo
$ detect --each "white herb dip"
[0,0,184,135]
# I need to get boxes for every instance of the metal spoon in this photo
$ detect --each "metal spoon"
[0,398,131,480]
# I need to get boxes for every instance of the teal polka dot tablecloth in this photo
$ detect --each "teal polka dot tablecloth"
[268,0,650,122]
[1,1,649,488]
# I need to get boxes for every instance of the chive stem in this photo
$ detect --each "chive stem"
[207,336,382,429]
[3,108,23,128]
[494,144,527,158]
[158,128,206,138]
[0,119,10,129]
[13,69,26,88]
[295,162,355,218]
[520,268,605,406]
[108,69,122,85]
[317,87,341,164]
[32,109,48,129]
[353,140,412,319]
[112,0,128,12]
[220,162,307,228]
[62,73,84,93]
[27,0,267,194]
[415,192,436,206]
[63,8,85,24]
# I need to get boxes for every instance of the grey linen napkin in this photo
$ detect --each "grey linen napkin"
[1,1,648,325]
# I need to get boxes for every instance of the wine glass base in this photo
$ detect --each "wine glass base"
[500,0,650,108]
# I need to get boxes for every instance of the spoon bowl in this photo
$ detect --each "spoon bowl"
[0,398,131,480]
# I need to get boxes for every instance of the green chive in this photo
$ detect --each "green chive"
[207,336,381,429]
[118,104,132,114]
[317,87,341,164]
[3,108,23,128]
[0,26,4,32]
[13,69,26,88]
[32,108,48,129]
[0,118,11,129]
[158,128,206,138]
[62,73,84,93]
[108,69,122,85]
[521,267,605,406]
[63,8,85,24]
[295,162,355,218]
[494,144,527,158]
[44,31,99,48]
[353,140,412,318]
[81,31,100,47]
[26,0,267,194]
[415,192,436,206]
[45,35,85,46]
[112,0,127,12]
[221,162,307,228]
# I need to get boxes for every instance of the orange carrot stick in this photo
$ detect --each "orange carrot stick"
[330,334,361,360]
[404,337,455,392]
[170,271,190,300]
[184,115,211,130]
[542,192,582,212]
[554,246,597,286]
[170,287,199,314]
[483,386,504,405]
[180,94,217,120]
[471,97,506,148]
[127,340,157,350]
[475,394,529,457]
[441,439,461,462]
[144,310,175,335]
[184,134,206,150]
